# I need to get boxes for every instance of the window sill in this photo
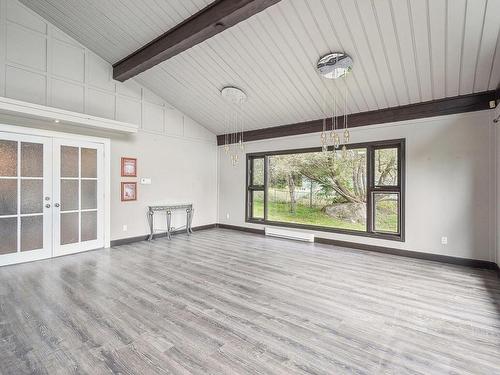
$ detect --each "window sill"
[246,219,405,242]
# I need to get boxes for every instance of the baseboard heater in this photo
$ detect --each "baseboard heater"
[265,227,314,242]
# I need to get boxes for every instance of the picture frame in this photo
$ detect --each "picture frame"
[121,182,137,202]
[121,157,137,177]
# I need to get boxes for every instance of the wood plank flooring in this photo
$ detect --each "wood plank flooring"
[0,228,499,374]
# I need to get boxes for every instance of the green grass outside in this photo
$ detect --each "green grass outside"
[253,199,398,233]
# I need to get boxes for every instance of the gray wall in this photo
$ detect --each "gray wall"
[218,111,497,262]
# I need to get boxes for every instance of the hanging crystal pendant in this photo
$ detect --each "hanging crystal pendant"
[333,133,340,148]
[343,128,350,144]
[321,132,328,152]
[321,118,328,152]
[230,153,239,166]
[342,144,347,158]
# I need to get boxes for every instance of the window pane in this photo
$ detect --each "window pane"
[0,140,17,177]
[21,215,43,252]
[0,217,17,254]
[61,180,79,211]
[374,193,399,233]
[81,180,97,209]
[375,148,398,186]
[21,142,43,177]
[21,179,43,214]
[251,158,264,186]
[61,212,79,245]
[267,149,367,231]
[81,148,97,178]
[251,191,264,219]
[0,179,17,215]
[81,211,97,241]
[61,146,79,177]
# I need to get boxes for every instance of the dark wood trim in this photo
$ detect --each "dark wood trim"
[217,223,265,234]
[110,224,217,246]
[314,237,498,270]
[110,223,498,270]
[217,224,498,270]
[113,0,281,81]
[217,91,496,145]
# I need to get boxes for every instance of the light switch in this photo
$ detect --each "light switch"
[140,178,152,185]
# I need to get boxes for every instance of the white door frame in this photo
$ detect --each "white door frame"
[0,123,111,249]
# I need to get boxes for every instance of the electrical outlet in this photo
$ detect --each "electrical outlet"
[226,213,230,219]
[123,225,128,232]
[441,236,448,245]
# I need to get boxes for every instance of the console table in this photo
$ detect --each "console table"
[147,204,194,240]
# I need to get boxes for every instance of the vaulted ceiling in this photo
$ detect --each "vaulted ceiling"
[21,0,500,135]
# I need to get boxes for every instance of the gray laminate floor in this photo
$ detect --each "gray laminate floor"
[0,228,499,374]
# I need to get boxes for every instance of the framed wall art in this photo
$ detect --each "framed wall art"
[121,157,137,177]
[121,182,137,201]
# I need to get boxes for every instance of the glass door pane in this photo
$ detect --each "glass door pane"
[0,217,17,254]
[0,139,18,255]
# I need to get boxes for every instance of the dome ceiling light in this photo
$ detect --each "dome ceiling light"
[316,52,353,79]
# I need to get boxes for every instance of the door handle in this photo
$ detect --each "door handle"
[54,203,60,208]
[45,204,51,208]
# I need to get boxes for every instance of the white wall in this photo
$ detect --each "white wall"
[219,111,497,262]
[0,0,218,241]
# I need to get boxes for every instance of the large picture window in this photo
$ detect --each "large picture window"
[246,139,405,240]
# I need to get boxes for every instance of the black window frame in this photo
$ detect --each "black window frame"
[246,139,405,241]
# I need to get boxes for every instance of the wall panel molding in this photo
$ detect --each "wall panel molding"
[0,0,215,144]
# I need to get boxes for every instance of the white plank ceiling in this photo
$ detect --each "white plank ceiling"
[21,0,500,135]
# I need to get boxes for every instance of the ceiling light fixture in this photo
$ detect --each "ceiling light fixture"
[316,52,353,157]
[221,86,247,166]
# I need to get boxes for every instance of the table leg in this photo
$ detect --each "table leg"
[186,209,191,235]
[166,210,172,240]
[189,208,194,234]
[148,210,154,241]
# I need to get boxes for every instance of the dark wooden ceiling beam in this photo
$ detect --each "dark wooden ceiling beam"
[113,0,281,81]
[217,90,496,145]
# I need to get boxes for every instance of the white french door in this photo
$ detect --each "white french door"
[53,139,104,257]
[0,132,104,266]
[0,132,52,266]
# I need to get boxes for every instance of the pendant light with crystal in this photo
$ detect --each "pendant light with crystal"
[221,86,247,166]
[316,52,353,155]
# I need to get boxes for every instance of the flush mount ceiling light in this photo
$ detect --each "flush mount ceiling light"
[316,52,353,79]
[316,52,353,156]
[221,86,247,105]
[221,86,247,166]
